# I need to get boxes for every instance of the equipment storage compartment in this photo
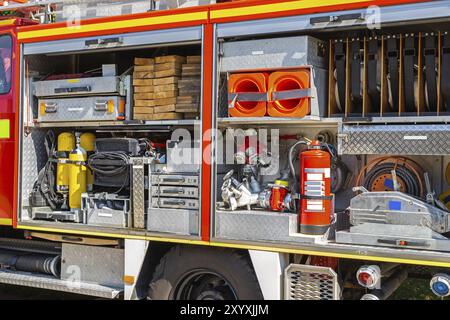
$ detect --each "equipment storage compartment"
[18,123,202,237]
[23,26,203,125]
[212,124,450,253]
[218,35,329,121]
[213,126,341,245]
[18,29,204,239]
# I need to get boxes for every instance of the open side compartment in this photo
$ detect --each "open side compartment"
[212,122,450,252]
[18,31,204,238]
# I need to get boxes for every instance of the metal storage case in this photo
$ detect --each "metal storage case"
[220,36,328,72]
[37,96,125,122]
[33,76,121,97]
[83,194,131,228]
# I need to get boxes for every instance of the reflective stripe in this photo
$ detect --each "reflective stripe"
[18,11,207,40]
[0,119,10,139]
[0,218,12,226]
[210,0,371,19]
[15,225,450,268]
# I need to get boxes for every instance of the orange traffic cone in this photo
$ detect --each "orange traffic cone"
[268,69,311,118]
[228,73,268,117]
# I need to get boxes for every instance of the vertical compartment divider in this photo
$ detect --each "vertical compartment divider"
[345,38,351,117]
[381,35,388,117]
[417,33,425,116]
[399,34,405,116]
[438,31,442,115]
[363,36,369,117]
[328,39,337,116]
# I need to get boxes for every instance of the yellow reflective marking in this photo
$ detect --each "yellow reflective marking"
[210,0,372,19]
[18,11,207,40]
[0,119,10,139]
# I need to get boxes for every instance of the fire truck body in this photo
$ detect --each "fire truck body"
[0,0,449,300]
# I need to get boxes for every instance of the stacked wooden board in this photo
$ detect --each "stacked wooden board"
[152,55,185,120]
[133,55,202,121]
[177,56,202,119]
[133,57,155,121]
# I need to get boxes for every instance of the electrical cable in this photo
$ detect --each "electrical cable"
[88,151,131,194]
[355,157,425,198]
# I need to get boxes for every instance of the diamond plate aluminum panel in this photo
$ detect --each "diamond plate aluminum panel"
[147,208,199,235]
[221,36,327,72]
[61,243,124,288]
[284,264,341,300]
[0,270,121,299]
[37,96,124,122]
[338,124,450,155]
[215,210,315,244]
[131,158,145,229]
[21,130,48,207]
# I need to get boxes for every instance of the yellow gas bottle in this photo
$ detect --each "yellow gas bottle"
[69,142,87,210]
[56,132,75,193]
[80,133,96,192]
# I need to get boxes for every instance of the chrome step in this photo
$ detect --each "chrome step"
[0,270,122,299]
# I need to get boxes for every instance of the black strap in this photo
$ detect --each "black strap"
[350,40,362,114]
[387,38,399,112]
[442,34,450,112]
[334,42,346,113]
[424,35,438,112]
[367,38,380,109]
[403,36,416,112]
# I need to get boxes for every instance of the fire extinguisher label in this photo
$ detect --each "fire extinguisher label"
[306,173,323,181]
[306,200,324,211]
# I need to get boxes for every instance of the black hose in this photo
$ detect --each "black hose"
[0,248,60,277]
[88,151,130,176]
[362,163,421,197]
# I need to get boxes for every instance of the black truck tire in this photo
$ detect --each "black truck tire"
[148,245,264,300]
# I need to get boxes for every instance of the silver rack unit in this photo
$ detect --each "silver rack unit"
[147,171,200,235]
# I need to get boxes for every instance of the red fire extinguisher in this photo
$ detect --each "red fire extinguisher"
[299,140,332,235]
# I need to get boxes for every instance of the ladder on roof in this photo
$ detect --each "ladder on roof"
[0,0,156,23]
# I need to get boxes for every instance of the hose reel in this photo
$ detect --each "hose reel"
[356,157,425,199]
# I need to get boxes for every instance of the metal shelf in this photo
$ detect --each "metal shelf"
[32,119,201,129]
[217,116,340,127]
[217,115,450,127]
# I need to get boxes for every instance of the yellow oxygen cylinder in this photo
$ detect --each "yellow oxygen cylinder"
[69,135,87,210]
[56,132,75,194]
[80,133,96,192]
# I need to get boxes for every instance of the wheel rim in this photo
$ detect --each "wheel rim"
[174,269,238,300]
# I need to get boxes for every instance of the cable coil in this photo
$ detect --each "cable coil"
[356,157,425,198]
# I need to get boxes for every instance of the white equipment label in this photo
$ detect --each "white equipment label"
[307,200,324,211]
[307,173,323,181]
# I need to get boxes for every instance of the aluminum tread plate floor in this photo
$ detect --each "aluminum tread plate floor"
[0,270,122,299]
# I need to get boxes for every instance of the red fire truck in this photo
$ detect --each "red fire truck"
[0,0,450,300]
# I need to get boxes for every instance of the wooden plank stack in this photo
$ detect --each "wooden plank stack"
[176,55,202,119]
[133,57,155,121]
[152,55,186,120]
[133,55,202,121]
